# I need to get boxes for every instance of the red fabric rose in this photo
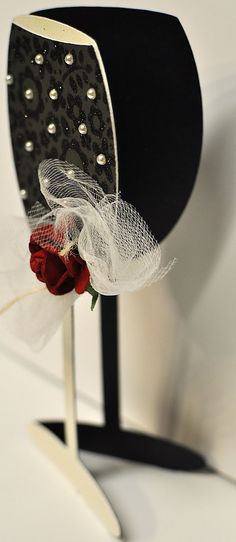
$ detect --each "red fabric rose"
[29,224,90,296]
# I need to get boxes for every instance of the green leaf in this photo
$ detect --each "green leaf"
[86,284,99,311]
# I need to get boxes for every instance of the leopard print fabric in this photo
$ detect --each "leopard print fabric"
[7,23,117,211]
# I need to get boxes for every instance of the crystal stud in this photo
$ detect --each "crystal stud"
[78,123,87,135]
[64,53,74,65]
[24,141,34,152]
[87,87,96,100]
[6,74,13,85]
[49,88,58,100]
[24,88,34,100]
[47,123,57,134]
[20,188,28,200]
[34,53,44,65]
[96,153,106,165]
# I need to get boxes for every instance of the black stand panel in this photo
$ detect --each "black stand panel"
[43,422,206,471]
[43,295,207,472]
[101,296,120,430]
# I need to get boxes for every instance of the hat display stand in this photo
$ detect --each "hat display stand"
[7,7,208,536]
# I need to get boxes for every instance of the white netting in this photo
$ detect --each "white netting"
[0,158,175,349]
[31,159,175,295]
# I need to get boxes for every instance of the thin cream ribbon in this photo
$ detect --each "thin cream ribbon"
[0,286,45,316]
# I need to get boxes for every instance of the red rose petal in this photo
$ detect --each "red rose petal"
[30,249,47,282]
[29,224,90,296]
[75,264,90,294]
[47,273,75,295]
[44,253,75,295]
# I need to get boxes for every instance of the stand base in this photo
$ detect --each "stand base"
[42,422,207,471]
[29,422,121,537]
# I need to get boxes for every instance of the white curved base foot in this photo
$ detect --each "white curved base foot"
[29,421,121,538]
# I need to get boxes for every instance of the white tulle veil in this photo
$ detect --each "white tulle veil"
[0,159,175,349]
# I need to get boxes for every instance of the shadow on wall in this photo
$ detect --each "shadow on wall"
[159,74,236,465]
[165,73,236,319]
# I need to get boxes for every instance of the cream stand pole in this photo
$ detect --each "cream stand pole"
[63,306,78,458]
[29,306,121,537]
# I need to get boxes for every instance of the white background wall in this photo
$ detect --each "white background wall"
[1,0,236,478]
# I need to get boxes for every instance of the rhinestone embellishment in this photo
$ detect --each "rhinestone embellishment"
[49,88,58,101]
[24,141,34,152]
[20,188,28,200]
[87,88,96,100]
[24,88,34,100]
[6,74,13,85]
[78,123,87,135]
[96,154,106,165]
[34,53,44,65]
[47,123,57,134]
[64,53,74,65]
